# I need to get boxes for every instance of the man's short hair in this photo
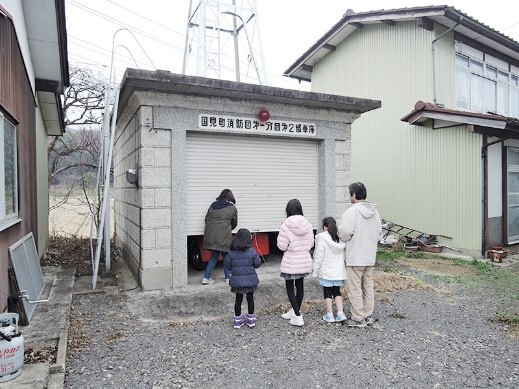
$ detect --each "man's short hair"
[349,182,367,200]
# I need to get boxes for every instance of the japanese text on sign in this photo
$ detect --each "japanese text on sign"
[198,114,316,137]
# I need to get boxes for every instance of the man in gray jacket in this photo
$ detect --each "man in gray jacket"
[338,182,382,328]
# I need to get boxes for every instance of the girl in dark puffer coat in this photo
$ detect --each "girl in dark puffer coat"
[224,228,262,329]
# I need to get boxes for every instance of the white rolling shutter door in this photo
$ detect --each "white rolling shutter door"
[186,133,318,235]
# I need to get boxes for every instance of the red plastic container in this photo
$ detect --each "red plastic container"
[199,232,270,261]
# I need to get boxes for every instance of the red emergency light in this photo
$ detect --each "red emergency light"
[258,109,270,122]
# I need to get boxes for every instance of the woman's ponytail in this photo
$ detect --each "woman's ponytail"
[322,217,339,243]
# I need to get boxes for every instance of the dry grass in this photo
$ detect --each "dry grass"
[44,235,118,277]
[24,346,57,364]
[374,271,424,293]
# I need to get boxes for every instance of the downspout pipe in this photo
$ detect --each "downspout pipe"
[432,17,462,103]
[481,136,509,256]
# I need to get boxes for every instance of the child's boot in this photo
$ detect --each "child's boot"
[233,315,245,329]
[246,313,256,328]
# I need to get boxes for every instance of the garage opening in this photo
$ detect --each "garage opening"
[186,132,318,270]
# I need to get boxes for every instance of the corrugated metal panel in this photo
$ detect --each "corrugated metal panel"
[311,22,482,251]
[0,15,39,312]
[186,133,318,235]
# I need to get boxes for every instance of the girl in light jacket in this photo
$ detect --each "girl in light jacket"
[277,199,314,327]
[312,217,347,323]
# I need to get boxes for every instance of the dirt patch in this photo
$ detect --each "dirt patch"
[400,257,479,277]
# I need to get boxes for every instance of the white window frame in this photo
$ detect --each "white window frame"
[0,111,19,229]
[511,75,519,118]
[455,51,519,118]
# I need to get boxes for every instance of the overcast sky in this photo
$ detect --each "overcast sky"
[65,0,519,90]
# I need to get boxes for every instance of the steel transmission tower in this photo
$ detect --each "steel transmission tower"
[182,0,268,85]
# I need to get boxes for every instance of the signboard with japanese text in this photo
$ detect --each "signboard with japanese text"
[198,114,316,137]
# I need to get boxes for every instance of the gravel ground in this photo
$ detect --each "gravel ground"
[63,259,519,389]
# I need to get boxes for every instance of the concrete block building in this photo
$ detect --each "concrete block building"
[113,70,380,290]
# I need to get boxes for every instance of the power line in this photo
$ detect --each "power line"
[68,35,154,70]
[69,1,263,79]
[66,0,307,89]
[106,0,186,39]
[68,0,252,75]
[68,1,186,54]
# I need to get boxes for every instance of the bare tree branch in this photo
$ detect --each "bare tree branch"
[49,65,109,231]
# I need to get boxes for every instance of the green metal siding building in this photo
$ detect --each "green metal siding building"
[285,6,519,255]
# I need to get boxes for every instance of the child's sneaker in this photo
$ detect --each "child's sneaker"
[289,314,304,327]
[323,313,335,323]
[246,313,256,328]
[335,312,347,322]
[201,277,214,285]
[281,308,295,320]
[233,315,245,329]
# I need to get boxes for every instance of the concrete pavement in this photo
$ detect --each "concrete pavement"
[0,253,283,388]
[2,246,516,388]
[1,265,74,389]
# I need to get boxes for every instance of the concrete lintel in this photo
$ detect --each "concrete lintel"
[118,69,381,119]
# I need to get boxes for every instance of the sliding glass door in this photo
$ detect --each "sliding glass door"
[507,148,519,243]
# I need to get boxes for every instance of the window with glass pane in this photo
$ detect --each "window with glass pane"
[497,83,509,116]
[455,53,469,68]
[509,149,519,165]
[456,69,470,109]
[508,149,519,242]
[512,87,519,118]
[0,113,18,225]
[486,65,497,79]
[498,70,508,82]
[483,78,496,113]
[455,50,519,118]
[471,74,484,112]
[469,59,484,73]
[509,190,519,240]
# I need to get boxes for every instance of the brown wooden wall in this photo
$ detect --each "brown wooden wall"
[0,15,38,312]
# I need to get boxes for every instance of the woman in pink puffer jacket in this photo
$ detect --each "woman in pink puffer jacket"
[277,199,314,327]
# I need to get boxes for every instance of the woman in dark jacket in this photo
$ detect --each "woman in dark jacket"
[224,228,261,328]
[202,189,238,284]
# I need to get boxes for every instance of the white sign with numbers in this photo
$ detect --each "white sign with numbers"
[198,114,316,137]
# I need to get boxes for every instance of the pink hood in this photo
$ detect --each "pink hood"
[277,215,314,275]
